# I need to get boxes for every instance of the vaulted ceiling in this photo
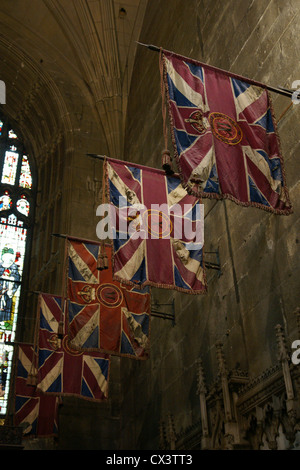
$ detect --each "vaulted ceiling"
[0,0,148,159]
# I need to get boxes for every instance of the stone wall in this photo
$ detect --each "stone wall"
[119,0,300,449]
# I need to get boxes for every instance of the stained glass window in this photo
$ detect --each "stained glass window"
[8,129,17,139]
[1,151,19,186]
[0,114,34,417]
[19,155,32,189]
[16,195,30,217]
[0,191,12,211]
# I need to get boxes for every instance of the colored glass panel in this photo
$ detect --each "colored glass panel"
[1,151,19,185]
[16,195,30,216]
[8,129,17,139]
[19,155,32,189]
[0,191,12,211]
[0,215,27,415]
[0,121,3,136]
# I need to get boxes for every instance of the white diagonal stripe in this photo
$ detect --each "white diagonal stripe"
[190,146,216,188]
[234,83,264,117]
[84,355,108,397]
[122,307,149,350]
[108,162,140,206]
[19,347,33,374]
[243,146,282,193]
[70,308,100,349]
[114,239,146,280]
[21,401,39,435]
[167,182,189,207]
[165,57,209,111]
[40,296,58,333]
[37,355,63,393]
[69,243,98,284]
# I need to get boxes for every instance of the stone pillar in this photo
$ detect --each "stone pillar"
[215,341,240,446]
[196,358,210,449]
[167,413,176,450]
[275,324,294,403]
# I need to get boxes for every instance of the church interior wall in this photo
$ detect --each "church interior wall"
[0,0,299,450]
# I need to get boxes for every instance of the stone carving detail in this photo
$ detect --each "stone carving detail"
[160,316,300,450]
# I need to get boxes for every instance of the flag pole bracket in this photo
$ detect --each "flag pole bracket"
[205,249,222,277]
[151,298,175,326]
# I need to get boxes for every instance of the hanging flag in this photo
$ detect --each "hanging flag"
[37,293,110,401]
[14,344,59,438]
[105,157,206,294]
[161,50,292,215]
[66,238,150,359]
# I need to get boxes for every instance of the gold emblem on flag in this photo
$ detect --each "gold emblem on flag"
[209,112,242,145]
[185,110,208,134]
[97,283,123,308]
[78,284,96,303]
[62,335,83,356]
[143,209,172,239]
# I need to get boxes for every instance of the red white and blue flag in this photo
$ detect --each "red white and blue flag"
[14,344,59,438]
[67,238,151,359]
[37,293,110,401]
[106,157,207,294]
[162,50,292,215]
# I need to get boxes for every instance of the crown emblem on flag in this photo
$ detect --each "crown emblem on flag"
[185,110,208,134]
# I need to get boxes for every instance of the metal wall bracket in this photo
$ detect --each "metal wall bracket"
[205,249,221,277]
[151,298,175,326]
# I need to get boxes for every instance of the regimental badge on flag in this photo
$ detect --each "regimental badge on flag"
[161,50,292,215]
[14,344,59,438]
[67,239,151,359]
[37,293,110,401]
[105,157,207,295]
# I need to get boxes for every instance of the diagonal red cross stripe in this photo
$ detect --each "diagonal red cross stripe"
[164,51,292,214]
[67,241,150,356]
[15,344,59,437]
[37,293,109,400]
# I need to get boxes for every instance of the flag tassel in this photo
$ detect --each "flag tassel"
[159,48,174,176]
[58,320,64,339]
[26,370,38,387]
[26,374,37,387]
[161,149,174,175]
[97,242,108,270]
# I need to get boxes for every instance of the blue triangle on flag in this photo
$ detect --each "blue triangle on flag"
[248,176,270,206]
[255,108,275,133]
[82,325,99,349]
[47,374,62,393]
[174,128,198,154]
[174,265,191,290]
[131,312,149,335]
[167,75,197,107]
[38,348,54,369]
[81,378,94,398]
[120,331,136,356]
[131,257,147,284]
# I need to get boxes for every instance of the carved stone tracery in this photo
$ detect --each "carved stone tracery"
[161,316,300,450]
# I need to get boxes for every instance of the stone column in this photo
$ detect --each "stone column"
[196,358,210,449]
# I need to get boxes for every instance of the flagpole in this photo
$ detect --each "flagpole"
[86,153,179,176]
[136,42,295,99]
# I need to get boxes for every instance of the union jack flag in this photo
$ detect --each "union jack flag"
[106,157,207,294]
[14,344,59,438]
[37,293,110,401]
[162,50,292,215]
[67,238,151,359]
